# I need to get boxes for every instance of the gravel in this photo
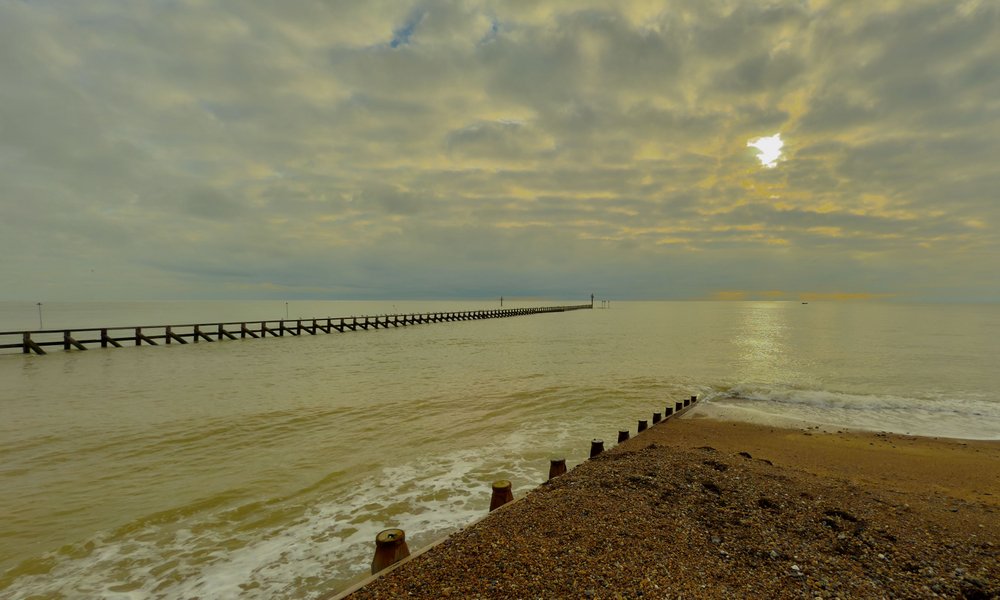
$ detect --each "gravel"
[343,427,999,599]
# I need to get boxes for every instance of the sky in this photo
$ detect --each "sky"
[1,0,998,302]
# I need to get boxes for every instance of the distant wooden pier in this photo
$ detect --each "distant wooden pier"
[1,304,592,356]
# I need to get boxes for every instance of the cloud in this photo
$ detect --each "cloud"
[0,0,997,301]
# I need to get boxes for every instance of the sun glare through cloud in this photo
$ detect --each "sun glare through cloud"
[747,133,784,168]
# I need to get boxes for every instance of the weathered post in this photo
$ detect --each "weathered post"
[638,419,648,433]
[675,401,683,412]
[371,529,410,575]
[548,459,567,480]
[652,412,662,424]
[684,398,690,407]
[618,430,630,443]
[490,480,514,511]
[590,439,604,458]
[691,395,698,404]
[665,406,674,417]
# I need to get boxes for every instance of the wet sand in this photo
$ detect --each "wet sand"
[339,416,1000,599]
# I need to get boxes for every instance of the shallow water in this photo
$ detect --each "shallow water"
[1,300,997,598]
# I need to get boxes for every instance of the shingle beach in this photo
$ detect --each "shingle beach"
[337,417,999,599]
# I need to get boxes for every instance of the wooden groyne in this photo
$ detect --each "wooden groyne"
[325,394,702,599]
[1,304,592,356]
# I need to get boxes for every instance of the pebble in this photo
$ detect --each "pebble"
[346,442,1000,600]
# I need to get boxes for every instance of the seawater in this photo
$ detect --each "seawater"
[1,300,998,598]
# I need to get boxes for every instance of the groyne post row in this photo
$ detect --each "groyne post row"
[0,304,592,356]
[357,394,700,585]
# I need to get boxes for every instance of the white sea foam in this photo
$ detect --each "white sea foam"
[1,427,558,600]
[699,384,1000,439]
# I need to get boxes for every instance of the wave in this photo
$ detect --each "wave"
[700,383,1000,440]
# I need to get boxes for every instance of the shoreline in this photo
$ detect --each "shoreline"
[335,414,1000,599]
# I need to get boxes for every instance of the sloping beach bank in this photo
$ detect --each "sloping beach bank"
[340,417,999,599]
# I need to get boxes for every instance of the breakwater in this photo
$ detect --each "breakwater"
[329,394,701,598]
[0,303,592,355]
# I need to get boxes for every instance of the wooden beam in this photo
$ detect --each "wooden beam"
[64,331,87,351]
[193,325,213,342]
[22,332,46,355]
[100,328,122,348]
[165,326,188,344]
[135,328,158,346]
[241,323,260,339]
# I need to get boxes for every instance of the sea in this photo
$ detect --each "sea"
[1,300,998,599]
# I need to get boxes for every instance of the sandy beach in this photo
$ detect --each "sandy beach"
[340,415,999,599]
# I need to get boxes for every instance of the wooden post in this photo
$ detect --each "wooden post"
[489,480,514,511]
[22,332,46,355]
[675,402,683,412]
[665,406,674,417]
[618,430,629,443]
[638,419,648,433]
[548,459,567,480]
[371,529,410,575]
[590,439,605,458]
[684,398,690,407]
[691,395,698,404]
[135,328,157,346]
[100,329,121,348]
[652,412,661,424]
[63,331,86,351]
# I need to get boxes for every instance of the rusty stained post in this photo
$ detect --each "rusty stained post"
[371,528,410,575]
[548,458,567,480]
[637,419,648,433]
[590,439,604,458]
[617,430,630,443]
[489,480,514,511]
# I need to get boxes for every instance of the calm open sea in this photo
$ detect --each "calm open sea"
[1,300,998,598]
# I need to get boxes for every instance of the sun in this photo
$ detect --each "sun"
[747,133,784,168]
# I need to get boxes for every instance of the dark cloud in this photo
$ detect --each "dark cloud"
[0,0,997,301]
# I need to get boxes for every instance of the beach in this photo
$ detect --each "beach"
[3,301,999,598]
[342,416,1000,599]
